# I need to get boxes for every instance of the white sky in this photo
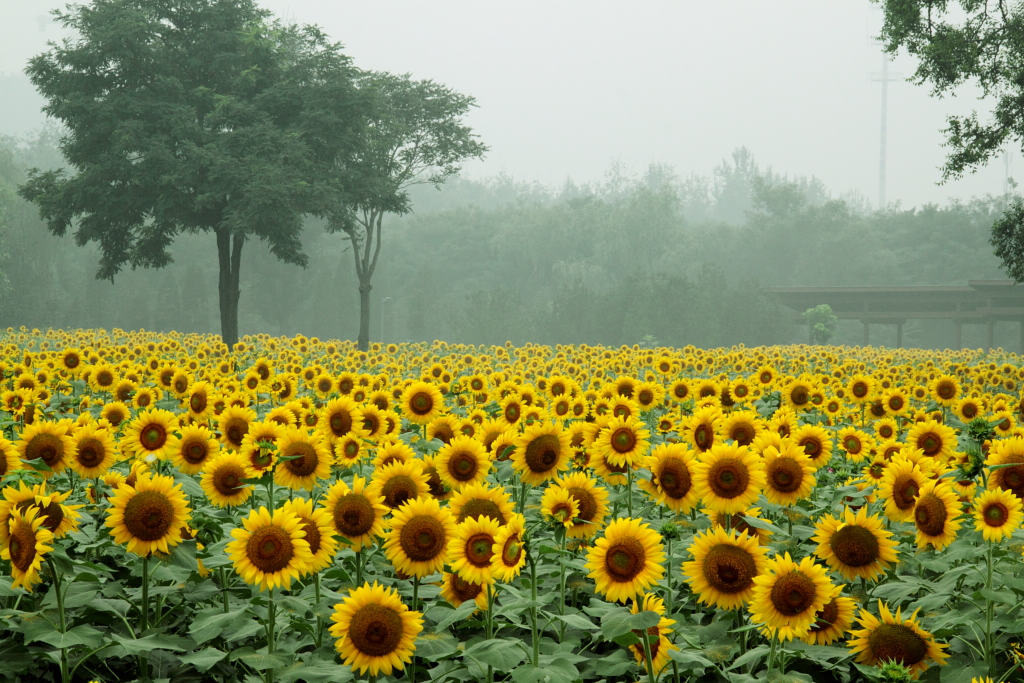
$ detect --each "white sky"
[1,1,1013,209]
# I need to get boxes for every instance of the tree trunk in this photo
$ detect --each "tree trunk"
[216,228,245,349]
[357,278,371,351]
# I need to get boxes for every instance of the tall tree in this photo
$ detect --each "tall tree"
[876,1,1024,279]
[329,72,487,350]
[19,0,364,348]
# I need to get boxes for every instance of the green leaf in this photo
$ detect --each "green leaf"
[189,608,251,644]
[112,632,192,655]
[28,624,105,650]
[178,647,227,672]
[463,638,527,670]
[231,648,291,671]
[430,599,478,630]
[730,644,770,670]
[555,613,599,631]
[414,632,459,659]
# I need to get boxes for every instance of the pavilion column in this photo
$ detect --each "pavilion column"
[986,319,995,351]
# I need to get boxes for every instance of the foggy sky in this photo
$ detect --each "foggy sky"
[1,1,1013,210]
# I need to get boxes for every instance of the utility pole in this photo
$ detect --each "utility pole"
[870,54,900,210]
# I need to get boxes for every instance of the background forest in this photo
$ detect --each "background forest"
[0,133,1011,350]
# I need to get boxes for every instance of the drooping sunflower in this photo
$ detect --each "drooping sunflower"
[813,506,898,581]
[878,457,927,522]
[541,486,579,528]
[279,497,338,575]
[585,517,665,603]
[435,435,490,491]
[691,443,766,515]
[170,424,220,475]
[329,582,423,677]
[322,476,389,552]
[274,427,332,490]
[912,479,962,551]
[369,460,430,511]
[68,423,117,478]
[227,506,313,591]
[401,381,445,425]
[749,553,834,642]
[761,443,816,506]
[384,496,456,578]
[973,487,1023,542]
[905,420,957,463]
[106,473,191,556]
[200,451,254,508]
[447,515,501,586]
[511,422,572,486]
[17,421,74,478]
[593,414,650,468]
[2,506,54,591]
[439,570,489,611]
[848,601,949,678]
[682,525,768,610]
[627,593,677,674]
[557,471,610,540]
[802,593,857,646]
[218,405,256,451]
[490,512,526,582]
[449,483,515,526]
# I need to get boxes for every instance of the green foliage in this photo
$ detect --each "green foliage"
[802,304,838,344]
[991,198,1024,281]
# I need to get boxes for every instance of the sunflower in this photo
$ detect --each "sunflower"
[490,513,526,582]
[439,570,489,611]
[557,471,610,540]
[426,415,459,445]
[836,427,872,462]
[100,401,131,429]
[2,506,54,591]
[0,482,82,541]
[640,443,700,513]
[185,381,215,422]
[912,479,962,551]
[802,593,857,646]
[333,434,365,467]
[791,424,834,470]
[318,397,367,442]
[813,506,899,581]
[848,601,949,678]
[447,515,501,586]
[721,411,762,446]
[274,428,332,490]
[200,451,254,508]
[691,443,766,515]
[585,517,665,603]
[17,421,74,477]
[372,440,415,470]
[683,406,721,453]
[749,553,834,641]
[973,488,1023,542]
[905,420,956,463]
[878,457,927,522]
[847,374,874,404]
[593,415,650,468]
[322,476,389,552]
[401,381,445,425]
[930,374,960,406]
[541,486,580,527]
[106,473,191,556]
[384,496,456,578]
[329,581,423,677]
[683,525,768,610]
[369,460,430,511]
[279,497,338,575]
[449,483,515,526]
[170,424,219,475]
[435,435,490,491]
[0,435,20,478]
[628,593,677,674]
[68,423,117,478]
[511,422,572,486]
[227,506,313,591]
[985,437,1024,500]
[218,405,256,450]
[761,443,816,506]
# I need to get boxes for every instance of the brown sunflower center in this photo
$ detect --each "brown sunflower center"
[457,498,506,525]
[936,382,956,400]
[189,393,207,414]
[852,382,868,398]
[17,499,64,533]
[843,436,862,454]
[334,494,376,536]
[800,437,822,458]
[867,623,928,667]
[501,535,523,566]
[524,434,561,473]
[381,475,417,509]
[224,419,248,448]
[604,537,646,582]
[730,425,753,445]
[283,443,318,477]
[610,428,636,454]
[122,490,175,542]
[829,525,880,567]
[300,517,321,555]
[809,597,840,632]
[26,433,64,466]
[76,438,105,468]
[694,424,713,450]
[998,462,1024,495]
[768,457,803,494]
[96,370,114,387]
[212,463,245,496]
[450,573,482,602]
[917,433,941,457]
[707,457,750,499]
[409,392,434,416]
[983,502,1010,527]
[141,424,167,451]
[348,604,404,657]
[245,525,295,573]
[182,439,209,465]
[790,387,809,405]
[398,515,446,562]
[703,543,757,594]
[464,532,495,567]
[914,493,948,537]
[893,476,920,511]
[769,570,817,616]
[449,452,479,481]
[8,523,36,572]
[658,460,692,499]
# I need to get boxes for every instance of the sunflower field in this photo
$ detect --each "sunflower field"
[0,328,1022,682]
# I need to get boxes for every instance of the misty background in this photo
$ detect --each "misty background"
[0,2,1017,349]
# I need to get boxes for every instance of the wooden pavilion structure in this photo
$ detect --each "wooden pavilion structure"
[767,280,1024,351]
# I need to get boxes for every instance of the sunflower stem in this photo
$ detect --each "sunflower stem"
[141,554,150,682]
[665,536,674,617]
[626,466,634,518]
[640,625,657,683]
[528,551,540,667]
[314,572,323,649]
[985,540,995,672]
[355,549,364,586]
[218,567,230,614]
[557,526,567,641]
[48,559,70,683]
[266,587,277,683]
[485,583,495,683]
